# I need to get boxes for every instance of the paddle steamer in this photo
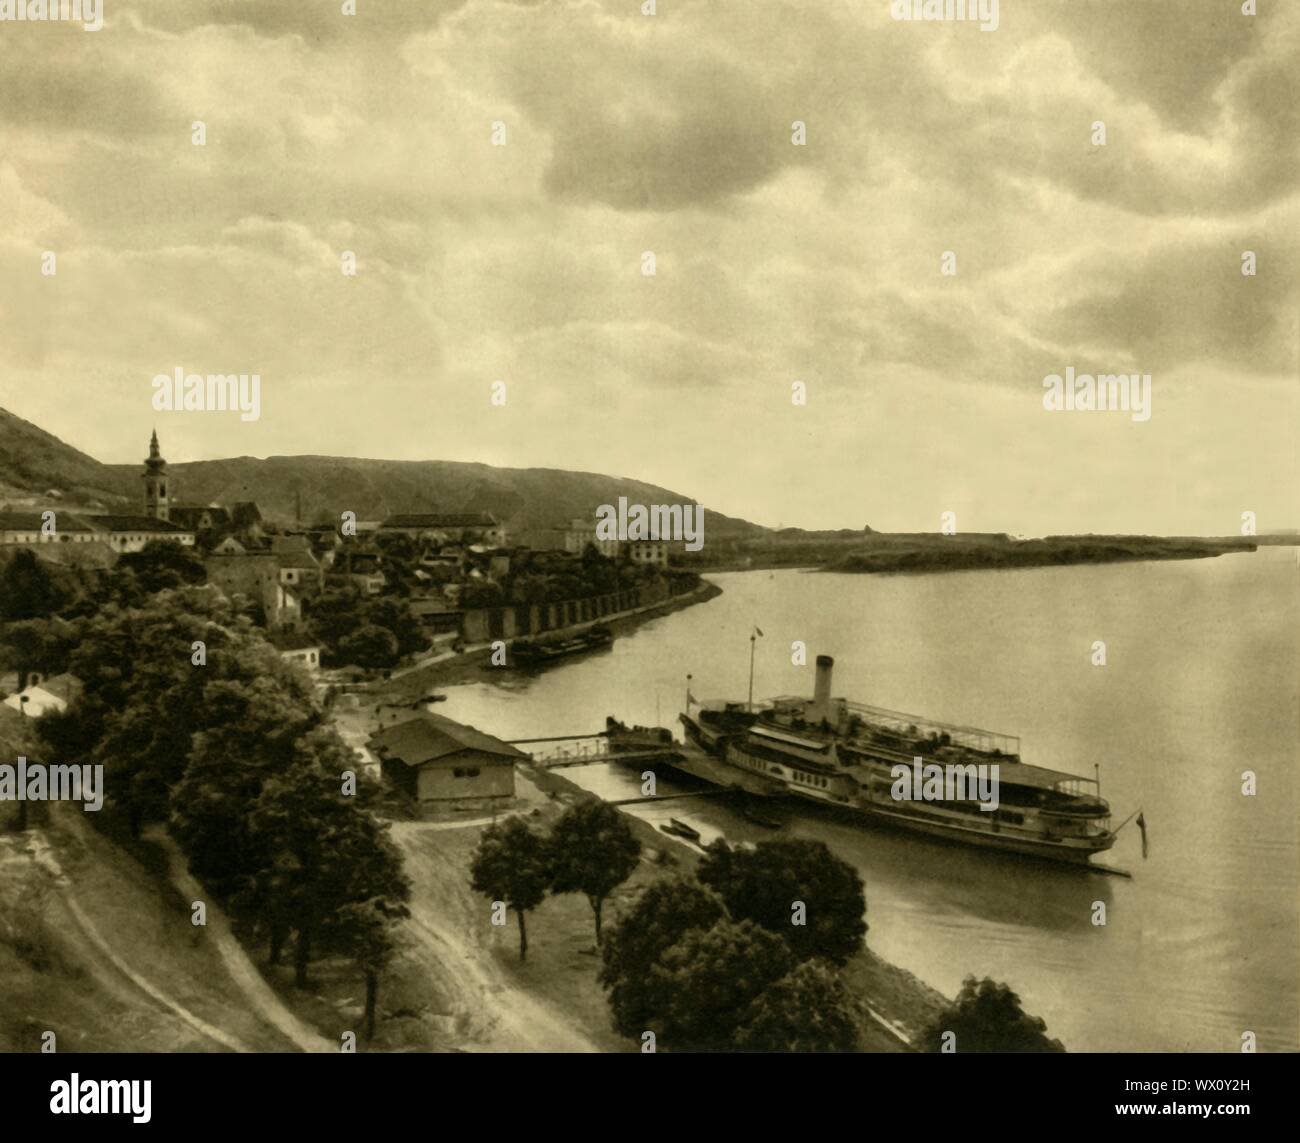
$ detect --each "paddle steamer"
[680,655,1116,865]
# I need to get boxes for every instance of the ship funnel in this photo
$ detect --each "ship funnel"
[813,655,834,720]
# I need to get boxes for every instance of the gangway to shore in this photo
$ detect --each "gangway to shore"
[509,732,680,769]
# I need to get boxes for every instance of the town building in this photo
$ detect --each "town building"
[305,524,342,567]
[332,550,386,595]
[367,711,523,809]
[624,539,669,566]
[563,517,619,557]
[204,540,303,630]
[379,512,506,548]
[270,535,324,593]
[269,632,323,673]
[0,512,98,546]
[83,515,196,554]
[168,504,232,534]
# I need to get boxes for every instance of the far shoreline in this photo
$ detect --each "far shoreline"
[681,534,1264,577]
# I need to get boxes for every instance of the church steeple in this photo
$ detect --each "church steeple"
[143,429,170,520]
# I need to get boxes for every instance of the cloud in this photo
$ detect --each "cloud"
[0,0,1295,533]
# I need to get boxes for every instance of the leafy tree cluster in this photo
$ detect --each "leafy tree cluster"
[469,546,663,611]
[469,800,641,960]
[303,587,428,669]
[30,587,410,1039]
[0,548,75,620]
[598,838,869,1052]
[1,540,208,623]
[918,976,1065,1053]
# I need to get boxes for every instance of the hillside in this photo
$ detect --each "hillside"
[0,407,764,539]
[100,455,764,539]
[0,408,128,508]
[0,805,305,1053]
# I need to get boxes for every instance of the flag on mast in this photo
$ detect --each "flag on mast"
[753,626,764,637]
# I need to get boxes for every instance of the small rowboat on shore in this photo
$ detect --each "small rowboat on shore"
[659,817,703,842]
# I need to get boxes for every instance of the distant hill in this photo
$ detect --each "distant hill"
[0,408,764,539]
[0,408,127,508]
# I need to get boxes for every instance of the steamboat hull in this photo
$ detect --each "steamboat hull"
[777,785,1112,865]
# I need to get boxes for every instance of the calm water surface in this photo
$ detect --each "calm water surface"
[436,550,1299,1052]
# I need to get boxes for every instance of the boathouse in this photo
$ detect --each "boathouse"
[367,711,523,810]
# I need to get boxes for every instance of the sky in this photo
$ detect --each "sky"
[0,0,1296,534]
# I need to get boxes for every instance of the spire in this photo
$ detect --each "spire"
[145,429,167,471]
[143,429,170,520]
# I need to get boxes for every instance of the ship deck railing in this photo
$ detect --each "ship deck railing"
[836,699,1021,757]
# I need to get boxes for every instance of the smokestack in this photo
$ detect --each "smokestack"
[813,655,833,719]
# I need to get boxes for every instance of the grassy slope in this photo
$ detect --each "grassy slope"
[0,804,300,1053]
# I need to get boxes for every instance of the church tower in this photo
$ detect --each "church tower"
[143,430,170,521]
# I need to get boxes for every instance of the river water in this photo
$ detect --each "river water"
[434,550,1299,1052]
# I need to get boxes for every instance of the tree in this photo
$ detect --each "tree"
[51,587,314,839]
[365,598,429,658]
[696,838,867,965]
[170,677,318,883]
[642,919,794,1051]
[32,580,414,1000]
[598,878,726,1037]
[919,976,1066,1053]
[547,800,641,945]
[337,624,399,670]
[0,549,68,621]
[304,587,363,652]
[241,734,409,989]
[469,818,549,961]
[335,896,409,1041]
[0,710,40,832]
[0,618,75,692]
[115,541,207,595]
[733,960,859,1052]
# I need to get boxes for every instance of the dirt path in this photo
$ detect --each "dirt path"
[7,828,249,1052]
[391,820,600,1052]
[145,828,335,1053]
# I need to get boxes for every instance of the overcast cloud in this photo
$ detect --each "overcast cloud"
[0,0,1295,533]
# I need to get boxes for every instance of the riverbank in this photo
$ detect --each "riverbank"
[354,755,948,1050]
[522,758,947,1050]
[365,578,722,700]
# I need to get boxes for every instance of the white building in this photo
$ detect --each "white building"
[84,515,196,553]
[4,674,83,718]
